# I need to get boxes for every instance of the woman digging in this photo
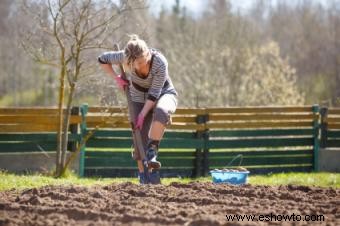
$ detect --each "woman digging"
[98,35,178,184]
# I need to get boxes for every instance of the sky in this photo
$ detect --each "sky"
[148,0,207,17]
[148,0,333,17]
[147,0,265,17]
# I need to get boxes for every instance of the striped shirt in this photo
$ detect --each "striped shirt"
[98,49,177,103]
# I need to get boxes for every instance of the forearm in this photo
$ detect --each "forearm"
[141,100,155,116]
[100,64,117,79]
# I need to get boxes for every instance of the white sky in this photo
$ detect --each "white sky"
[148,0,207,17]
[148,0,333,17]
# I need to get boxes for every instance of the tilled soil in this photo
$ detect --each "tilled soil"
[0,182,339,225]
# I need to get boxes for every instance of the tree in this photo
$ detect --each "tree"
[233,42,305,106]
[153,0,304,107]
[327,0,340,106]
[264,0,340,105]
[21,0,146,177]
[0,1,36,105]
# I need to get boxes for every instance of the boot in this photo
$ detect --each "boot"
[138,172,149,184]
[149,170,161,184]
[146,148,161,169]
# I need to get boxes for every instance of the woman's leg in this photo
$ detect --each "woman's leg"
[149,121,166,140]
[150,94,177,141]
[147,94,177,168]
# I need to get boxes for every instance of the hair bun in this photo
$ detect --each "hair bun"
[124,34,148,65]
[129,34,139,41]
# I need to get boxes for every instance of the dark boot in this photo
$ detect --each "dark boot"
[149,170,161,184]
[138,172,149,184]
[146,148,161,169]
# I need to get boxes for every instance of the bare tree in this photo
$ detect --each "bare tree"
[154,0,304,107]
[327,0,340,106]
[0,1,36,105]
[263,0,340,105]
[21,0,146,177]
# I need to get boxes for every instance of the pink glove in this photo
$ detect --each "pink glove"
[114,75,128,91]
[135,112,145,130]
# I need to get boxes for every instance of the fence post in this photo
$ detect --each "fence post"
[202,117,210,177]
[320,107,328,149]
[68,106,79,152]
[195,114,205,177]
[312,105,320,171]
[79,104,88,177]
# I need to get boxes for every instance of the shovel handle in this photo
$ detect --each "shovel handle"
[113,44,128,81]
[113,43,147,162]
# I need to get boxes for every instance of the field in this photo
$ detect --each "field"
[0,172,339,225]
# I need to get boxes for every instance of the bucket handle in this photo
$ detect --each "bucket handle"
[226,154,243,167]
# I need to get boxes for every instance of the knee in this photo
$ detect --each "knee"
[153,107,170,125]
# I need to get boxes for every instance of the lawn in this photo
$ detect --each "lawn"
[0,171,339,192]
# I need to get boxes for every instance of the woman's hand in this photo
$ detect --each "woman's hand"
[135,100,156,130]
[114,75,129,91]
[135,112,145,130]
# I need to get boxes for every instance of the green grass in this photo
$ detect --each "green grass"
[248,172,340,188]
[0,171,138,192]
[0,171,339,192]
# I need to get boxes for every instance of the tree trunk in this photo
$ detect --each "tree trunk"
[60,83,76,174]
[56,68,66,176]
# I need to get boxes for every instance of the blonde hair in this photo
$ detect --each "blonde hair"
[124,34,149,66]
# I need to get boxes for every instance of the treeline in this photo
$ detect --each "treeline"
[0,0,339,107]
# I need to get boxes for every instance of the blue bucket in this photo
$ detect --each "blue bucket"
[210,170,249,185]
[210,154,249,185]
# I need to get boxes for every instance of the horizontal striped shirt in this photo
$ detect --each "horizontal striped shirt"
[98,48,177,103]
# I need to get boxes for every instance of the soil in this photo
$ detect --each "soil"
[0,182,339,225]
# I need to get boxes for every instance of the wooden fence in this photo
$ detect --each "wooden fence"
[320,107,340,149]
[81,106,204,177]
[0,105,339,177]
[0,107,80,154]
[79,105,320,177]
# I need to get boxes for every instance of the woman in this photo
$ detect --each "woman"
[98,35,178,184]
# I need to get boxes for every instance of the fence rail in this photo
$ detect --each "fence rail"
[0,105,339,177]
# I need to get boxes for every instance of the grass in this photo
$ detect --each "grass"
[0,171,339,192]
[0,170,137,192]
[249,172,340,188]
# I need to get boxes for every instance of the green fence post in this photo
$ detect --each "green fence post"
[79,103,88,177]
[68,106,80,152]
[202,119,210,177]
[312,105,320,171]
[319,107,328,149]
[195,114,205,177]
